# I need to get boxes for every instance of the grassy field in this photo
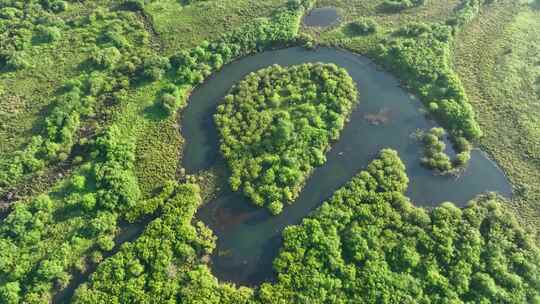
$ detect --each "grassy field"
[452,0,540,237]
[302,0,461,38]
[145,0,289,54]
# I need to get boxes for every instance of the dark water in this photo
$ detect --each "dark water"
[302,7,341,27]
[181,47,512,285]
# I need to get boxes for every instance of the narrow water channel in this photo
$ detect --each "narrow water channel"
[180,47,512,285]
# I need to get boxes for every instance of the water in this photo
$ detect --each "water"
[302,7,341,27]
[180,47,513,285]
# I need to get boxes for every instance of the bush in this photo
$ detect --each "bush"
[349,18,378,35]
[142,55,171,81]
[91,47,122,70]
[35,25,61,43]
[419,127,471,172]
[158,84,186,115]
[381,0,425,12]
[6,51,30,70]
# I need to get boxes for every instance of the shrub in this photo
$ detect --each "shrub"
[35,26,61,43]
[419,127,471,172]
[158,84,187,115]
[349,18,378,35]
[381,0,426,12]
[91,47,122,70]
[6,51,30,70]
[142,55,171,81]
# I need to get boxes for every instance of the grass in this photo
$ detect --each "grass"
[303,0,461,36]
[145,0,290,54]
[452,0,540,237]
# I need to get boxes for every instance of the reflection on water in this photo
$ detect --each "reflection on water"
[181,47,513,286]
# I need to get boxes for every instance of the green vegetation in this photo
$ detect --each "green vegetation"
[214,63,358,214]
[374,21,482,141]
[1,0,539,302]
[73,183,254,303]
[453,0,540,236]
[420,127,471,172]
[381,0,426,12]
[0,1,315,301]
[260,149,540,303]
[0,125,143,302]
[348,18,379,35]
[0,4,154,196]
[57,150,540,303]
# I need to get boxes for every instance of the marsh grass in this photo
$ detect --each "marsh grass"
[452,0,540,237]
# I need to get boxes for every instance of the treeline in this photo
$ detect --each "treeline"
[420,127,471,172]
[72,183,253,303]
[214,63,358,214]
[168,0,311,90]
[374,22,482,142]
[259,149,540,303]
[447,0,499,30]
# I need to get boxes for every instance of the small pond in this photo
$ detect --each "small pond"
[302,7,341,27]
[180,47,512,286]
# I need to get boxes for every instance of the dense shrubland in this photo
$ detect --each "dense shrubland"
[419,127,471,172]
[0,0,68,71]
[214,63,358,214]
[259,149,540,303]
[72,183,254,303]
[0,1,316,301]
[374,22,482,142]
[0,124,143,302]
[64,150,540,303]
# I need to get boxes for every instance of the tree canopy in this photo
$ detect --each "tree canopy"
[259,149,540,303]
[214,63,358,214]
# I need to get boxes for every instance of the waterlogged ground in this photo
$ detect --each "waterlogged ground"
[302,7,341,27]
[181,47,512,285]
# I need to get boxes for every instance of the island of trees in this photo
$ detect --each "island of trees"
[214,63,358,214]
[419,127,472,173]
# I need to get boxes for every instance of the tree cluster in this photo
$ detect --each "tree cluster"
[0,8,152,194]
[0,0,68,71]
[215,63,358,214]
[420,127,471,172]
[259,149,540,303]
[72,183,254,304]
[0,122,144,303]
[375,22,482,141]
